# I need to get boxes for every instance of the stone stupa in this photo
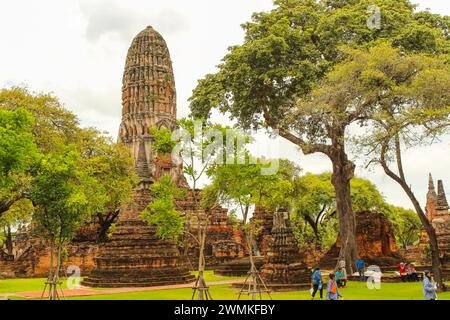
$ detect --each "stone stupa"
[82,26,194,287]
[260,209,311,291]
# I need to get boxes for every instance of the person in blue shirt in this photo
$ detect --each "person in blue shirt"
[326,273,343,300]
[335,270,347,288]
[422,270,437,300]
[355,259,365,281]
[310,268,323,300]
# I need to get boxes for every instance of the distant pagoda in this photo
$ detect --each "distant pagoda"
[82,26,193,287]
[260,209,310,290]
[421,174,450,281]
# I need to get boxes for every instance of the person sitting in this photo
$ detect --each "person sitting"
[396,262,408,282]
[335,270,347,288]
[407,263,419,282]
[326,273,343,300]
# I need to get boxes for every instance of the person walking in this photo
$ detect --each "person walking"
[326,273,343,300]
[310,268,323,300]
[422,270,437,300]
[355,258,365,281]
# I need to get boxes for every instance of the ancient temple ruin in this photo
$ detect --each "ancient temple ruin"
[0,26,243,282]
[422,175,450,280]
[320,211,400,268]
[82,26,194,287]
[260,209,310,290]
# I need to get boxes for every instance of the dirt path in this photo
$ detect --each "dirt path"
[1,279,245,299]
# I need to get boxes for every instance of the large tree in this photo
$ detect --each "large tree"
[297,41,448,287]
[189,0,449,272]
[0,88,136,242]
[340,43,449,289]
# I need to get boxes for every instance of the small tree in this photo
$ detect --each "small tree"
[151,120,232,300]
[207,158,298,300]
[31,146,98,299]
[141,175,185,242]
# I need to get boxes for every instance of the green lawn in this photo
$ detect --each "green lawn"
[1,272,449,300]
[191,270,246,282]
[66,281,450,300]
[0,277,70,294]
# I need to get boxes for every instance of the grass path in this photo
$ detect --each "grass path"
[66,281,450,300]
[1,272,449,300]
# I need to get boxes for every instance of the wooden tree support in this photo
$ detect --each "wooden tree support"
[41,277,65,300]
[238,267,272,300]
[191,275,213,300]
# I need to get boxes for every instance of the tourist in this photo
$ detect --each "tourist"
[326,273,343,300]
[407,263,419,282]
[355,258,365,281]
[336,260,348,288]
[335,269,347,288]
[422,270,437,300]
[310,268,323,300]
[397,262,408,282]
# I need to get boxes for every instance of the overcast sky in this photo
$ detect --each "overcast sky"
[0,0,448,210]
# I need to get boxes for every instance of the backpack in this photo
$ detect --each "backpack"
[329,280,337,294]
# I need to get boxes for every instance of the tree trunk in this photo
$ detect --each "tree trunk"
[5,225,13,256]
[246,230,257,300]
[329,140,358,274]
[51,240,63,300]
[385,171,445,290]
[97,210,120,242]
[197,220,207,300]
[302,213,321,244]
[379,137,446,291]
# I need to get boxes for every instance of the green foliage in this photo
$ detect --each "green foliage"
[141,176,185,242]
[208,158,301,222]
[350,177,386,213]
[0,87,80,154]
[31,145,94,241]
[189,0,448,128]
[342,42,450,158]
[291,172,405,249]
[151,127,177,155]
[0,199,33,239]
[107,223,116,240]
[0,88,136,237]
[76,128,137,218]
[387,205,421,248]
[0,108,39,191]
[0,108,40,227]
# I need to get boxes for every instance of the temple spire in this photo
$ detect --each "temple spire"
[427,174,437,200]
[437,180,449,213]
[135,138,151,181]
[429,174,436,192]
